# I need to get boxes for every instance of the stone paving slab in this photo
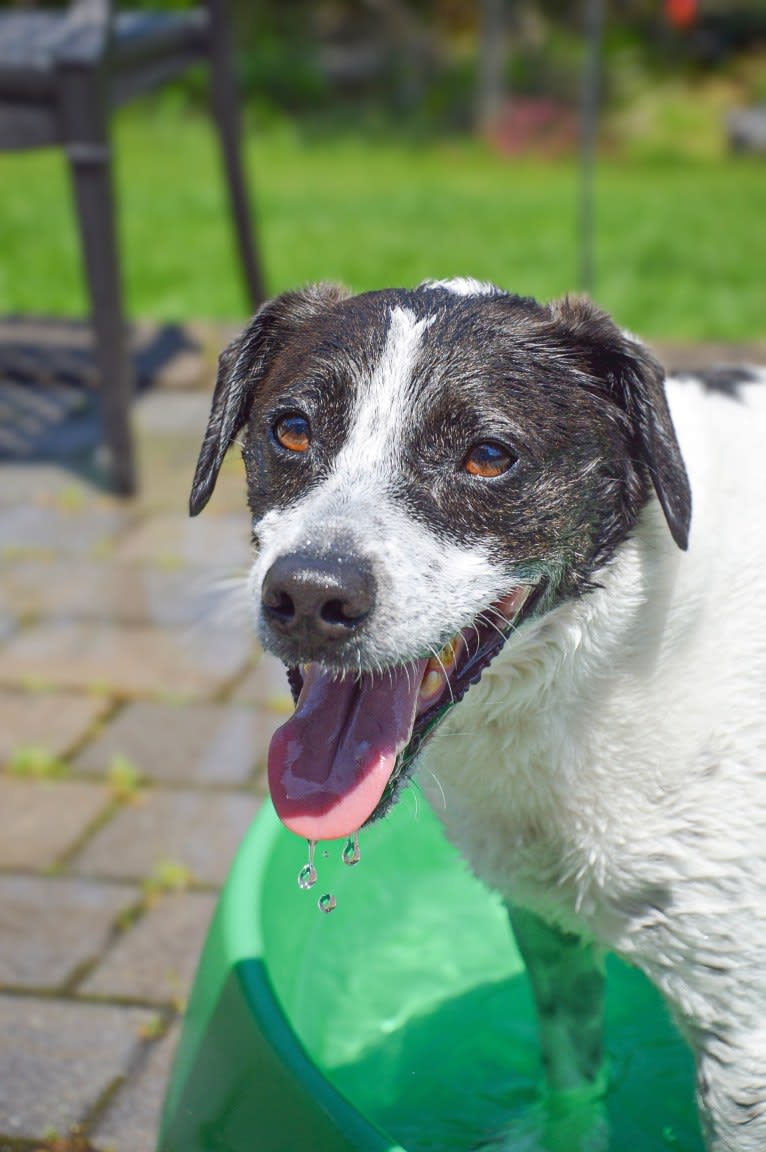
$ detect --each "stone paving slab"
[0,464,107,507]
[0,688,108,767]
[0,994,155,1139]
[93,1021,181,1152]
[0,619,252,699]
[73,699,275,787]
[134,391,212,438]
[231,650,294,713]
[0,607,17,644]
[132,434,204,515]
[2,556,245,629]
[114,511,252,571]
[0,501,133,562]
[71,788,261,886]
[0,875,139,990]
[0,776,110,871]
[80,891,218,1004]
[132,436,249,516]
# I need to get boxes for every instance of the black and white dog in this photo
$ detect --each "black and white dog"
[190,279,765,1151]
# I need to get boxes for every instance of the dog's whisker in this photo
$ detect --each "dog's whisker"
[468,621,483,656]
[181,573,251,633]
[209,572,250,594]
[482,603,512,624]
[408,779,422,819]
[420,766,447,812]
[475,613,508,643]
[475,608,505,630]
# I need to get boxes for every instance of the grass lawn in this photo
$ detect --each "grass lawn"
[1,106,764,340]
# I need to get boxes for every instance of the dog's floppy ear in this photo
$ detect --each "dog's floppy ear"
[189,283,350,516]
[549,296,692,550]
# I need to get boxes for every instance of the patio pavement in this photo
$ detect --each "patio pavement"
[0,324,293,1152]
[0,324,764,1152]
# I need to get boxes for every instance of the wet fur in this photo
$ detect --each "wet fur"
[191,280,766,1151]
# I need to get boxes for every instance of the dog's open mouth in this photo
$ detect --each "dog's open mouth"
[267,583,542,842]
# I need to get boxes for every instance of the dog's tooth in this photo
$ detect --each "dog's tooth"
[419,666,445,705]
[438,634,464,670]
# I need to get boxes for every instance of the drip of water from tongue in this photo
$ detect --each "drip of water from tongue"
[297,839,318,890]
[296,833,362,912]
[343,831,361,867]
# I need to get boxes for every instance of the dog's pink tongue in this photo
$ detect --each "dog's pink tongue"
[268,660,427,842]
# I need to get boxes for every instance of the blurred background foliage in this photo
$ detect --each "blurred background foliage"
[96,0,766,136]
[1,0,765,338]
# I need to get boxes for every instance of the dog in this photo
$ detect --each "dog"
[190,279,766,1151]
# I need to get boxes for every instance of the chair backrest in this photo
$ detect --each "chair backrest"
[54,0,113,68]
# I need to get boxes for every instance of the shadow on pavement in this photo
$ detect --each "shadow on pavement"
[0,318,200,490]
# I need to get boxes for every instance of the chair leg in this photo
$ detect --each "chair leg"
[60,69,137,496]
[208,3,267,310]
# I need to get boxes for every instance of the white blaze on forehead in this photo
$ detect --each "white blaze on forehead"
[421,277,501,298]
[338,305,434,475]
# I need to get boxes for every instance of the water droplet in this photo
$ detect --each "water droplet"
[343,831,361,867]
[318,893,337,913]
[297,839,318,890]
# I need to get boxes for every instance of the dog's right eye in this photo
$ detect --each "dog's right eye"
[273,413,311,454]
[463,440,517,478]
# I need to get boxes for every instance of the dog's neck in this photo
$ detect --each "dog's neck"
[416,501,690,938]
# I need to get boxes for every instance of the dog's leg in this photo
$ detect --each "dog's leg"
[508,906,606,1095]
[695,1028,766,1152]
[475,907,608,1152]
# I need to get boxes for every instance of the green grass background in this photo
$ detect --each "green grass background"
[1,107,764,340]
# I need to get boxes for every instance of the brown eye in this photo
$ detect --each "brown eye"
[464,441,516,478]
[274,413,311,453]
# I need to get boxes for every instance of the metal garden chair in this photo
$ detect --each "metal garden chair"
[0,0,265,494]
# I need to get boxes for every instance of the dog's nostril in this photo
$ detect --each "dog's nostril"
[267,590,295,623]
[320,598,367,627]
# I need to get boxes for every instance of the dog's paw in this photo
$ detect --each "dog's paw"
[472,1092,609,1152]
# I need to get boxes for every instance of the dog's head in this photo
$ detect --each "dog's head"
[190,279,691,843]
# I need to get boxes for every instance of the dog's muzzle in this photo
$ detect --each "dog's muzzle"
[263,555,545,845]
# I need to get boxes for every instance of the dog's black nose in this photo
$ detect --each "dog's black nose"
[261,552,376,643]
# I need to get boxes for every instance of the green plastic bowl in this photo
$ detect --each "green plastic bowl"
[159,797,703,1152]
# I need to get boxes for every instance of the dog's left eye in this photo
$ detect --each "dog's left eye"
[273,413,311,454]
[463,441,517,478]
